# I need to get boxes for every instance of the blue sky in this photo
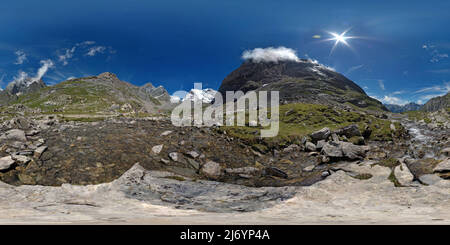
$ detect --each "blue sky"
[0,0,449,105]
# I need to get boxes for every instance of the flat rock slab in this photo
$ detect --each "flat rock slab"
[0,156,15,171]
[419,174,443,185]
[434,158,450,173]
[0,161,449,224]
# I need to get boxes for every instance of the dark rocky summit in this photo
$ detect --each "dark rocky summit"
[218,60,387,111]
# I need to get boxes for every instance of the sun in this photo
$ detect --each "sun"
[325,29,356,55]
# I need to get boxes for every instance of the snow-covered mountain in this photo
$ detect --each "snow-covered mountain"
[172,88,217,104]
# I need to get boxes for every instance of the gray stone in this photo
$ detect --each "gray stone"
[321,142,343,158]
[305,142,316,152]
[321,171,330,177]
[419,174,442,185]
[11,155,31,165]
[335,124,361,138]
[168,152,178,161]
[201,161,222,179]
[394,162,414,186]
[433,158,450,173]
[341,142,369,160]
[316,140,326,150]
[225,167,259,175]
[151,145,163,154]
[187,151,199,158]
[0,129,27,141]
[321,155,330,163]
[25,130,40,136]
[187,158,201,170]
[283,144,300,153]
[0,156,15,170]
[264,167,288,179]
[34,146,48,159]
[310,127,331,141]
[160,130,172,136]
[441,148,450,157]
[303,165,315,172]
[331,133,340,142]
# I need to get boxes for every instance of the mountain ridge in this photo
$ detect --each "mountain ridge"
[218,60,387,111]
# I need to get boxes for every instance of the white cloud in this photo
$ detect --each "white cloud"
[242,46,300,63]
[58,47,76,65]
[428,69,450,74]
[392,90,405,95]
[423,43,448,63]
[7,59,54,90]
[77,41,95,46]
[345,64,363,75]
[378,80,385,90]
[381,95,409,105]
[86,46,106,56]
[14,50,27,65]
[33,59,54,81]
[414,82,450,94]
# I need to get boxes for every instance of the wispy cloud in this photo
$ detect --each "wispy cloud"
[428,69,450,74]
[14,50,27,65]
[423,43,449,63]
[414,82,450,94]
[86,46,106,56]
[0,74,6,89]
[58,47,76,65]
[345,64,363,75]
[77,41,95,46]
[370,94,409,105]
[378,80,385,90]
[392,90,405,95]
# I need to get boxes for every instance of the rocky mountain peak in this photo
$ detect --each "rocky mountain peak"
[421,92,450,112]
[218,59,386,111]
[97,72,118,80]
[4,78,46,95]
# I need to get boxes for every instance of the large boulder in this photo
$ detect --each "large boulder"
[305,142,316,152]
[310,127,331,141]
[394,162,414,186]
[321,141,369,160]
[201,161,223,180]
[0,129,27,141]
[0,156,15,171]
[335,124,361,138]
[321,142,343,158]
[341,142,369,160]
[433,158,450,173]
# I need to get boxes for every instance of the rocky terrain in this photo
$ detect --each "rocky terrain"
[0,64,449,224]
[0,106,448,224]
